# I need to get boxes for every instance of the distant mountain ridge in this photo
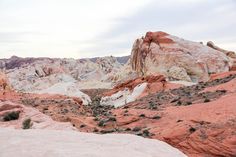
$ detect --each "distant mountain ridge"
[0,55,130,70]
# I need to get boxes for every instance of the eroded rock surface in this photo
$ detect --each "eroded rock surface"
[0,101,75,130]
[0,128,186,157]
[131,31,232,82]
[207,41,236,71]
[100,74,182,107]
[0,56,135,104]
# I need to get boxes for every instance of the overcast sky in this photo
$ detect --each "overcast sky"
[0,0,235,58]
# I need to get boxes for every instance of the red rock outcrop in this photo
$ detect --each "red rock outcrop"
[131,31,232,82]
[105,74,236,156]
[207,41,236,58]
[0,100,76,130]
[207,41,236,71]
[101,74,182,107]
[103,75,166,97]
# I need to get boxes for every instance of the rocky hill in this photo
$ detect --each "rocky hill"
[0,55,136,104]
[130,31,235,82]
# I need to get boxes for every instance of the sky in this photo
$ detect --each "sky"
[0,0,235,59]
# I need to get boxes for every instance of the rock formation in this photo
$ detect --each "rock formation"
[0,128,186,157]
[0,31,236,157]
[131,31,232,82]
[0,101,75,130]
[207,41,236,71]
[101,75,181,107]
[0,56,135,105]
[207,41,236,58]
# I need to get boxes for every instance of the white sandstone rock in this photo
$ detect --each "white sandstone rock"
[0,128,187,157]
[101,83,147,107]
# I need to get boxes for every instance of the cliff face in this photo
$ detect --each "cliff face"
[131,31,232,82]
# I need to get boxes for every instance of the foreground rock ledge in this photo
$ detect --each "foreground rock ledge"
[0,128,186,157]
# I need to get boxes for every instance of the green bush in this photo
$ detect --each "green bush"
[22,118,32,129]
[204,98,210,103]
[149,101,157,109]
[3,111,20,121]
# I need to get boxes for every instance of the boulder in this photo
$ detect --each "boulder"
[131,31,232,82]
[0,128,186,157]
[206,41,236,72]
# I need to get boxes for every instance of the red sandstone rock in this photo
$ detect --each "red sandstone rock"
[207,41,236,72]
[131,31,232,82]
[0,101,75,130]
[109,93,236,156]
[210,71,236,80]
[103,75,166,97]
[143,31,174,44]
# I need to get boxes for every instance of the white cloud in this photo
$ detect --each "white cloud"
[0,0,235,58]
[0,0,151,58]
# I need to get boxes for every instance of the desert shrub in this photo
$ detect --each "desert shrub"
[3,111,20,121]
[176,100,182,106]
[132,127,141,132]
[149,101,157,109]
[185,101,192,105]
[189,127,196,133]
[139,114,146,117]
[204,98,210,103]
[152,115,161,119]
[142,129,150,137]
[98,119,106,127]
[108,117,116,122]
[125,128,131,131]
[22,118,32,129]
